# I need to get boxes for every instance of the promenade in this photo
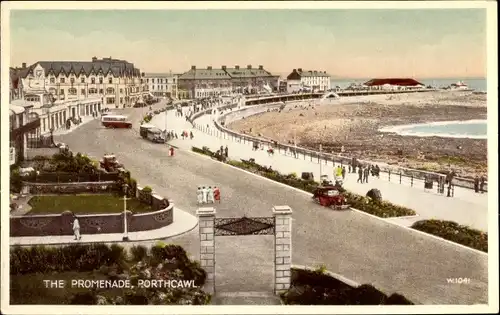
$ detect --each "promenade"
[151,107,489,232]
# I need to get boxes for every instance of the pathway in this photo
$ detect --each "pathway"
[151,108,489,232]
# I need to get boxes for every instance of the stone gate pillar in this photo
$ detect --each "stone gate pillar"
[196,207,216,294]
[273,205,293,295]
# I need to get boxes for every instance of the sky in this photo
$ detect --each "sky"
[8,8,487,79]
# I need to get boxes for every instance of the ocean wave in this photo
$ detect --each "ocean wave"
[378,119,487,139]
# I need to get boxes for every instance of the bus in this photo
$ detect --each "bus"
[101,115,132,129]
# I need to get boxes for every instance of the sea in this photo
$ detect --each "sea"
[328,77,488,139]
[378,120,487,139]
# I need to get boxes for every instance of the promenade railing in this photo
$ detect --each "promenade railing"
[189,93,486,193]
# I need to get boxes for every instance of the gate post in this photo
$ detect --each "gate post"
[273,205,293,295]
[196,207,216,294]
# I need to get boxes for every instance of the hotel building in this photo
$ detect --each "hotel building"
[178,65,279,99]
[286,68,331,93]
[144,73,179,99]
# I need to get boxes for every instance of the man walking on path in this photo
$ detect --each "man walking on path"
[480,176,486,193]
[357,167,363,183]
[342,166,346,180]
[201,186,208,204]
[474,176,480,193]
[197,187,203,204]
[364,167,370,183]
[72,215,81,241]
[224,146,229,158]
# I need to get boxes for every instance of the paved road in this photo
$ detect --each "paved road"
[55,102,488,305]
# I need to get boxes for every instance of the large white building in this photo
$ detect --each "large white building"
[143,73,179,99]
[12,57,148,109]
[286,68,331,93]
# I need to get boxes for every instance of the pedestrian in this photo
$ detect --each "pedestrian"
[480,175,486,193]
[197,187,203,204]
[224,145,228,158]
[342,166,346,180]
[357,167,363,183]
[201,186,208,203]
[190,131,194,139]
[175,133,178,139]
[72,215,81,240]
[220,145,224,155]
[473,176,479,193]
[169,147,174,157]
[364,167,369,183]
[214,186,221,203]
[348,164,351,173]
[207,186,214,203]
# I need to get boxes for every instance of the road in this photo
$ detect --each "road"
[55,101,488,305]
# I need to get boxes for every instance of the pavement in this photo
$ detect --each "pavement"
[151,107,489,232]
[9,208,198,246]
[52,115,98,136]
[35,100,489,305]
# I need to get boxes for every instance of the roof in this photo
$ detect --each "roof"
[286,69,331,80]
[10,104,25,115]
[19,57,141,79]
[144,73,177,78]
[364,78,424,86]
[178,66,276,80]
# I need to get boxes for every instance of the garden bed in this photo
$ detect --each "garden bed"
[191,146,416,218]
[281,267,414,305]
[411,220,488,252]
[10,243,210,305]
[27,194,152,215]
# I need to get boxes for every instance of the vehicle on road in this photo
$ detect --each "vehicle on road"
[146,127,166,143]
[100,154,125,172]
[101,115,132,129]
[139,123,156,138]
[312,185,349,210]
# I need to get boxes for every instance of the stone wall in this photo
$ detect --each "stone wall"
[10,186,173,237]
[23,181,117,195]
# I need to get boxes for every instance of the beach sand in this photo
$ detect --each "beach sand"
[228,91,488,178]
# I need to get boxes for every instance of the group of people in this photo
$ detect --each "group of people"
[473,175,487,193]
[197,186,221,204]
[334,165,347,180]
[218,145,229,158]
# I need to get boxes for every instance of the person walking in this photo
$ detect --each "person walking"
[224,145,229,158]
[201,186,208,203]
[474,176,480,193]
[480,175,486,193]
[364,167,370,183]
[207,186,214,203]
[190,131,194,139]
[357,167,363,183]
[342,166,346,180]
[197,187,204,204]
[214,186,221,203]
[72,215,81,241]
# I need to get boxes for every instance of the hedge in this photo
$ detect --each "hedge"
[191,146,416,218]
[281,267,414,305]
[411,220,488,252]
[10,243,210,305]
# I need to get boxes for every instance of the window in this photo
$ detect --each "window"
[89,88,98,94]
[70,77,75,84]
[146,78,149,83]
[120,97,123,104]
[106,87,115,94]
[60,77,65,83]
[91,77,96,84]
[120,88,123,93]
[152,78,155,83]
[81,89,86,95]
[99,89,104,94]
[99,77,103,84]
[81,77,85,83]
[68,88,77,95]
[108,77,113,84]
[50,77,55,84]
[60,89,65,94]
[106,97,115,104]
[165,79,169,84]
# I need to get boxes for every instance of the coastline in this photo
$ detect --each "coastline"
[229,91,488,179]
[378,119,487,140]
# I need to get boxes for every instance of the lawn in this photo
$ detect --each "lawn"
[27,194,152,214]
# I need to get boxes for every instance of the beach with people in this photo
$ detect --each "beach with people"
[228,91,488,179]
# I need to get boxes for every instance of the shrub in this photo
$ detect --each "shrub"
[10,168,23,193]
[282,268,413,305]
[411,220,487,252]
[142,186,153,193]
[130,245,148,262]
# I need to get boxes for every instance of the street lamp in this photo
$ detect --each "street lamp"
[122,184,130,241]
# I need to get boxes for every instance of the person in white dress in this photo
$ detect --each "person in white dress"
[72,215,81,240]
[207,186,214,203]
[197,187,203,204]
[201,186,208,204]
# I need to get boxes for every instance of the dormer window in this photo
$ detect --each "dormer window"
[50,77,55,84]
[81,77,85,83]
[91,77,96,84]
[108,77,113,84]
[60,77,65,83]
[99,77,103,84]
[70,78,75,84]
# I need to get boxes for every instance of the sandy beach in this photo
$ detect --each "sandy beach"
[228,91,488,179]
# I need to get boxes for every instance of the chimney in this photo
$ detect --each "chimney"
[298,68,302,72]
[191,65,196,70]
[222,65,227,70]
[22,62,27,69]
[247,65,252,69]
[92,56,97,62]
[258,65,263,70]
[207,66,212,70]
[235,65,240,70]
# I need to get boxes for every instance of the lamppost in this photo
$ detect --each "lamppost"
[122,184,130,241]
[319,144,323,180]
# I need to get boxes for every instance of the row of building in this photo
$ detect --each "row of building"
[9,56,333,165]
